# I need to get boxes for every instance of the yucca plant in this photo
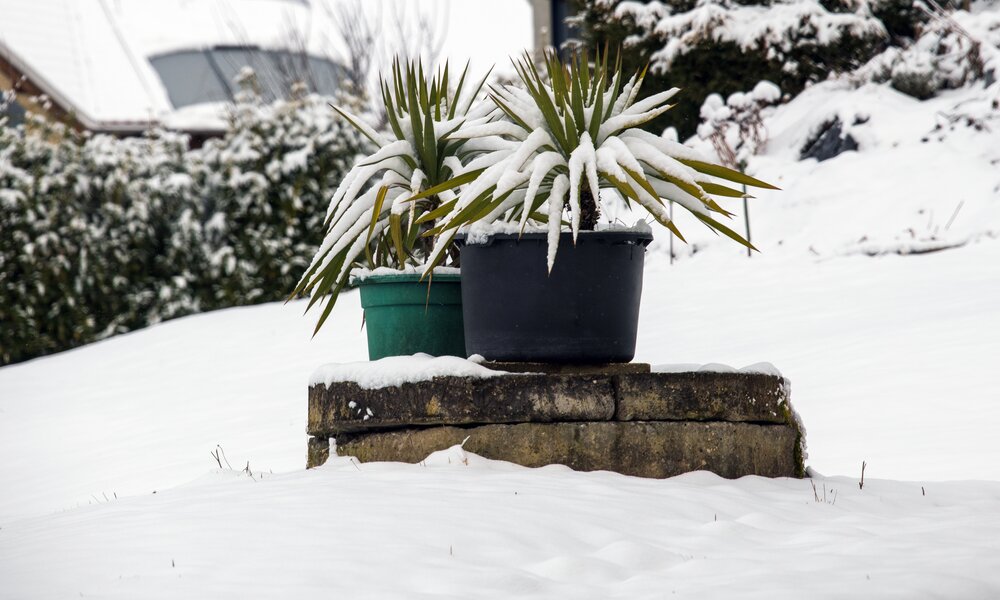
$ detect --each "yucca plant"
[421,50,779,272]
[292,58,492,333]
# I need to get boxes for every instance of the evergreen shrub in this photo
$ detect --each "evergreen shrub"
[0,89,366,365]
[570,0,889,137]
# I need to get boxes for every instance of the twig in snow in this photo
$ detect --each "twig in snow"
[944,200,965,231]
[811,480,838,504]
[212,445,234,470]
[859,460,867,490]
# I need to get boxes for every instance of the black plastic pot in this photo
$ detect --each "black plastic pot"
[458,230,653,363]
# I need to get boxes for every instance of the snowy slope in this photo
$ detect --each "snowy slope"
[648,80,1000,260]
[2,78,1000,596]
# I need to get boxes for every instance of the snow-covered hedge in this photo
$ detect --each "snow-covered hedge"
[0,90,366,365]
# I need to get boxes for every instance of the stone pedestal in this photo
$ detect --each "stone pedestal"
[306,364,804,479]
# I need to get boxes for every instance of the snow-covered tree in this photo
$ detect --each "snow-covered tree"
[855,3,1000,99]
[569,0,888,136]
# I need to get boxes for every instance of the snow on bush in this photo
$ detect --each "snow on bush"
[0,81,367,365]
[569,0,888,137]
[855,4,1000,99]
[696,81,782,169]
[618,0,887,74]
[192,73,368,309]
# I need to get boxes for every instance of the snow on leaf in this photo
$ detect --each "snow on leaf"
[547,174,569,273]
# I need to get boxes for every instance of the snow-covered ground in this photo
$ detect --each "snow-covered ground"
[2,78,1000,595]
[653,81,1000,260]
[2,448,999,599]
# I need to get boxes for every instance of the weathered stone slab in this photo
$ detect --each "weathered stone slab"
[308,370,789,436]
[615,372,788,424]
[329,421,803,479]
[308,374,616,436]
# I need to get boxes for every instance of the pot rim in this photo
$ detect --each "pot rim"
[456,229,654,247]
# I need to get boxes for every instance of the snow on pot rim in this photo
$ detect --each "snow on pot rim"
[349,265,461,286]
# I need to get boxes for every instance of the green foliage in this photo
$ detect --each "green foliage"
[294,58,491,335]
[426,50,777,273]
[193,83,366,309]
[569,0,889,138]
[0,90,365,365]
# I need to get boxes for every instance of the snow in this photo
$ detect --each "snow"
[159,102,231,132]
[670,80,1000,259]
[652,362,782,376]
[349,265,461,282]
[310,353,506,389]
[1,448,1000,598]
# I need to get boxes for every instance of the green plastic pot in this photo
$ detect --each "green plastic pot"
[356,272,465,360]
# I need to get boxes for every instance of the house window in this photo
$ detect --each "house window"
[1,95,26,126]
[150,47,344,109]
[551,0,579,55]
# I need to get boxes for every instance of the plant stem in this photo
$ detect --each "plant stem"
[742,183,751,258]
[579,187,600,231]
[669,200,674,265]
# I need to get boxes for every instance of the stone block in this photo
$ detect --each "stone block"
[333,421,802,479]
[308,374,616,435]
[615,372,788,423]
[307,435,330,470]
